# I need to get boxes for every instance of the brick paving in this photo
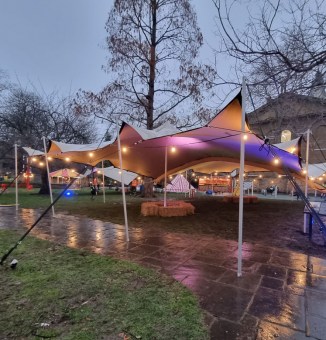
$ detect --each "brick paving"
[1,206,326,339]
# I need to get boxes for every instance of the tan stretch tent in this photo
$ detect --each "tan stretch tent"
[48,93,303,179]
[46,90,309,277]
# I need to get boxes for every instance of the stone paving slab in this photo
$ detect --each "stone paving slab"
[1,207,326,339]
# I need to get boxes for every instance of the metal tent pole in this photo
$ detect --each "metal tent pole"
[164,146,168,207]
[117,125,129,242]
[304,129,310,233]
[237,77,246,277]
[42,136,55,217]
[14,144,18,211]
[102,160,105,203]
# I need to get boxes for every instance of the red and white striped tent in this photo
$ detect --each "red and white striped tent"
[166,174,195,193]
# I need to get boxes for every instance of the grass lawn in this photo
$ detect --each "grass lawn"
[0,230,208,339]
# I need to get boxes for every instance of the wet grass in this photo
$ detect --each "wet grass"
[0,230,208,339]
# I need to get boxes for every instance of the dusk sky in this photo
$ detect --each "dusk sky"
[0,0,222,97]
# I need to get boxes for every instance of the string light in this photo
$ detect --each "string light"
[65,157,70,162]
[122,147,127,153]
[89,152,94,157]
[171,146,176,153]
[243,134,248,140]
[273,158,280,165]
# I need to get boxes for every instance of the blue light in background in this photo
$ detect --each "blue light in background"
[64,190,73,197]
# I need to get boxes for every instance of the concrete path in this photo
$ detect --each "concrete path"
[1,207,326,339]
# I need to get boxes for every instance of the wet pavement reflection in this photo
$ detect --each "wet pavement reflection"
[1,206,326,339]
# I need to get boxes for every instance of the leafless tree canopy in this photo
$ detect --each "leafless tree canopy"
[0,86,95,160]
[75,0,216,131]
[212,0,326,103]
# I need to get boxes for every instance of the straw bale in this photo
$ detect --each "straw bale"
[141,200,194,217]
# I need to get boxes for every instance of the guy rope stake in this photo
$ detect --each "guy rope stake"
[0,167,88,265]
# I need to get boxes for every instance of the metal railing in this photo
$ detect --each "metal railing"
[282,164,326,243]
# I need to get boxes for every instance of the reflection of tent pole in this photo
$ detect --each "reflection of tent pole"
[164,146,168,207]
[42,137,55,217]
[117,126,129,242]
[237,77,246,277]
[15,143,18,211]
[102,160,105,203]
[303,128,310,233]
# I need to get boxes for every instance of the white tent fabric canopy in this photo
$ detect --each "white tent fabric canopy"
[302,163,326,178]
[22,147,44,157]
[83,166,137,184]
[274,137,301,154]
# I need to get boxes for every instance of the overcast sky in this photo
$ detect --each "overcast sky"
[0,0,221,97]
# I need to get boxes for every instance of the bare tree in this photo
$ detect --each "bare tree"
[212,0,326,102]
[74,0,216,131]
[0,87,95,194]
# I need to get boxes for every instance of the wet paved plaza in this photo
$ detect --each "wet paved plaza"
[1,206,326,339]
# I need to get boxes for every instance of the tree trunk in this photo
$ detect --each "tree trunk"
[146,0,157,130]
[143,177,154,198]
[38,167,50,195]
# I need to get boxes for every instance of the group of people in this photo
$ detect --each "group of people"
[90,182,100,199]
[261,186,276,196]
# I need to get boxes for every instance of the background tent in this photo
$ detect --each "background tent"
[166,174,195,193]
[49,168,80,179]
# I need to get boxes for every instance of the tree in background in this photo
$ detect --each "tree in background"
[212,0,326,104]
[75,0,216,131]
[0,86,95,194]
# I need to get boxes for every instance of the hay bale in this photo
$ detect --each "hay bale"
[141,202,159,216]
[232,196,251,204]
[141,200,195,217]
[223,196,233,203]
[250,196,259,203]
